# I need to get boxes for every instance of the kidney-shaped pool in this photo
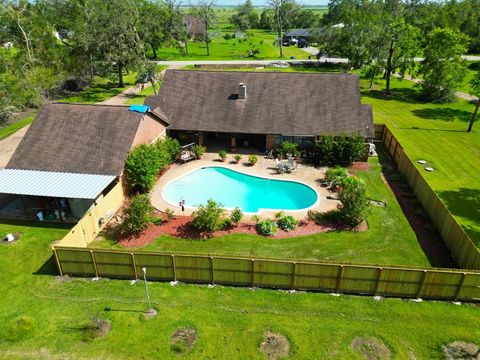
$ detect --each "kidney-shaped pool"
[162,166,319,213]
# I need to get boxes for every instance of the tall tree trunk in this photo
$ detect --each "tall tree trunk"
[118,63,124,87]
[385,39,395,94]
[278,29,283,58]
[150,79,158,95]
[89,53,94,82]
[468,99,480,132]
[205,24,210,56]
[152,47,157,59]
[185,38,189,55]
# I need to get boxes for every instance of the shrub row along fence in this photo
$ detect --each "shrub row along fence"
[52,247,480,302]
[379,124,480,270]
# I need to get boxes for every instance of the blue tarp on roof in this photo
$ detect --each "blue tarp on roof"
[129,105,150,113]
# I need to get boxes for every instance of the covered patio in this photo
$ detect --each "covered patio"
[0,169,117,222]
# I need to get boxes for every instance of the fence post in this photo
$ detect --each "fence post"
[251,259,255,287]
[210,256,215,285]
[90,250,99,278]
[336,265,344,293]
[171,255,177,281]
[131,253,138,280]
[291,262,297,289]
[52,247,64,277]
[374,267,383,295]
[454,272,467,301]
[416,270,428,298]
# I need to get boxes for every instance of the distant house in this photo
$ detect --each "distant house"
[234,30,246,39]
[0,103,168,221]
[144,70,373,151]
[183,15,206,39]
[283,28,321,41]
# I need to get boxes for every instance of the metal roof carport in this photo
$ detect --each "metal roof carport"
[0,169,116,199]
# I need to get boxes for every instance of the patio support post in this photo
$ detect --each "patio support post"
[230,134,236,152]
[20,195,29,219]
[198,132,204,146]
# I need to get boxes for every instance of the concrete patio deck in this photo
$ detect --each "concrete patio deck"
[150,152,339,219]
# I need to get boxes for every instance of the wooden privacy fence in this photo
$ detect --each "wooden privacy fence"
[53,247,480,302]
[380,124,480,270]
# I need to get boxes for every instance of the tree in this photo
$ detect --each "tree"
[166,0,189,55]
[337,176,370,227]
[468,71,480,132]
[136,62,162,95]
[192,0,217,56]
[121,194,154,235]
[125,144,162,193]
[419,27,470,102]
[230,0,258,31]
[90,0,145,87]
[137,0,169,59]
[258,8,272,29]
[267,0,300,58]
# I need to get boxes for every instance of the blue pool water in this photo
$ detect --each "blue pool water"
[162,166,318,212]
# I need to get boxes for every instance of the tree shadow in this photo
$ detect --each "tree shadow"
[361,87,424,104]
[411,108,472,122]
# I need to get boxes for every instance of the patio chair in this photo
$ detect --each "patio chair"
[285,158,297,173]
[265,149,274,159]
[275,158,285,174]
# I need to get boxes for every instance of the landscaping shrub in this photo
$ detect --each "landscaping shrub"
[247,48,260,57]
[218,149,227,161]
[150,216,162,225]
[248,154,258,166]
[325,166,349,188]
[192,199,226,232]
[6,316,33,341]
[165,208,175,220]
[192,144,206,159]
[277,141,300,158]
[256,219,277,236]
[121,194,154,235]
[233,154,242,163]
[337,177,370,227]
[251,214,260,223]
[125,137,179,193]
[230,207,243,225]
[221,217,233,229]
[125,144,161,193]
[315,134,365,166]
[223,33,232,40]
[277,215,299,232]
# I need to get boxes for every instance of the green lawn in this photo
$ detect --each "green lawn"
[0,113,35,141]
[359,76,480,247]
[155,30,311,61]
[57,73,137,104]
[93,154,433,268]
[0,220,479,359]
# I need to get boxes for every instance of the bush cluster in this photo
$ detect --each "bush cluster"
[277,215,299,232]
[248,154,258,166]
[121,194,154,235]
[277,141,300,158]
[125,137,179,193]
[256,219,277,236]
[325,166,349,188]
[315,134,366,166]
[191,199,226,232]
[337,177,371,227]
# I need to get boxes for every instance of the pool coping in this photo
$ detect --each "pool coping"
[150,153,338,218]
[160,165,321,215]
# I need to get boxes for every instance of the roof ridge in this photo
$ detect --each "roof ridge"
[168,69,357,77]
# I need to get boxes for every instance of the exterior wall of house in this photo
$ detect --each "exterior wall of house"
[131,114,167,148]
[266,134,276,150]
[56,181,125,247]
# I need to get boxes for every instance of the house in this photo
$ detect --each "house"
[0,103,167,221]
[183,15,206,39]
[283,28,322,42]
[144,70,373,151]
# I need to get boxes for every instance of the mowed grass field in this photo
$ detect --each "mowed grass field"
[94,154,433,268]
[0,220,479,359]
[360,76,480,247]
[155,30,311,61]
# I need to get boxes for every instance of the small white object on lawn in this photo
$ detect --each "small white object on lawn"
[418,160,427,165]
[130,279,138,285]
[4,233,14,242]
[170,280,179,286]
[425,167,434,172]
[452,301,462,306]
[92,277,100,281]
[411,298,423,302]
[373,295,383,301]
[330,293,341,297]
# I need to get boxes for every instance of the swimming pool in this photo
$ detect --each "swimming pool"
[162,166,319,213]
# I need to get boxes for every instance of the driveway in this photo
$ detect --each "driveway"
[0,125,30,169]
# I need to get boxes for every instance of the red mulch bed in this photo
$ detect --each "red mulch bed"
[349,162,370,172]
[114,214,366,248]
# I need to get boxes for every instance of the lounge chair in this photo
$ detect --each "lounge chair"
[265,149,274,159]
[179,150,195,164]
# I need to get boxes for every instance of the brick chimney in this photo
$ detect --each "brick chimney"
[238,83,246,99]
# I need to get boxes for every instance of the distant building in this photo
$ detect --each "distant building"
[183,15,206,39]
[234,30,246,39]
